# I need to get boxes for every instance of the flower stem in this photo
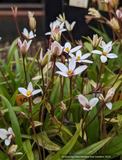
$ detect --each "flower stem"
[84,103,105,131]
[0,111,8,129]
[28,98,42,160]
[97,63,104,87]
[66,77,72,116]
[0,144,12,160]
[22,55,28,87]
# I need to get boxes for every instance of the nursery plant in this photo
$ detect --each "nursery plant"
[0,1,122,160]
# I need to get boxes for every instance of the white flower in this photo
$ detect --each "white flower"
[116,9,122,19]
[65,20,76,31]
[64,42,81,54]
[69,50,93,63]
[0,37,2,40]
[45,20,66,35]
[99,40,112,49]
[99,88,115,110]
[92,41,118,63]
[18,82,42,97]
[0,127,15,146]
[88,8,101,18]
[56,57,87,77]
[22,28,36,39]
[78,94,99,111]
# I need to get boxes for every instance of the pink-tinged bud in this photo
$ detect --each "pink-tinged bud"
[18,39,32,56]
[11,6,18,18]
[51,41,63,57]
[29,18,36,31]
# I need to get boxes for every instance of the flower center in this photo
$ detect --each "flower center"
[77,56,81,61]
[68,70,73,75]
[27,90,31,95]
[103,51,107,56]
[26,35,29,38]
[65,47,69,52]
[105,0,109,3]
[86,104,90,109]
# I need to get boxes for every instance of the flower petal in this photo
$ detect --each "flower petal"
[26,40,32,51]
[56,62,68,73]
[100,55,107,63]
[18,88,27,96]
[23,28,28,36]
[74,65,87,75]
[55,71,68,77]
[32,89,42,96]
[69,53,74,58]
[89,98,99,108]
[45,32,51,35]
[83,107,91,111]
[27,82,33,91]
[106,102,112,110]
[64,42,71,50]
[107,53,118,59]
[0,129,8,139]
[92,50,102,54]
[5,139,10,146]
[18,38,22,48]
[69,57,76,71]
[81,53,91,59]
[76,50,82,57]
[70,46,81,53]
[71,21,76,30]
[80,60,93,63]
[78,94,88,107]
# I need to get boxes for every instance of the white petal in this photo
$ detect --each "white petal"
[0,129,8,139]
[80,60,93,63]
[32,89,42,96]
[8,127,14,136]
[5,139,10,146]
[99,94,104,101]
[18,38,22,48]
[55,71,68,77]
[107,53,118,59]
[65,20,70,30]
[23,28,28,36]
[83,107,91,111]
[69,57,76,71]
[76,50,82,57]
[64,42,71,50]
[71,21,76,30]
[78,94,88,107]
[18,88,27,96]
[59,29,67,33]
[104,42,112,53]
[74,65,87,75]
[45,32,51,35]
[56,62,68,73]
[26,40,32,51]
[70,46,81,53]
[89,98,99,108]
[106,102,112,110]
[81,53,91,59]
[27,82,33,91]
[100,55,107,63]
[92,50,102,54]
[69,53,75,58]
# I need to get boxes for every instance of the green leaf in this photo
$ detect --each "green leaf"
[84,42,93,52]
[0,150,8,160]
[50,76,60,105]
[51,123,81,160]
[68,137,111,160]
[10,88,18,106]
[23,139,34,160]
[32,132,61,151]
[0,94,23,153]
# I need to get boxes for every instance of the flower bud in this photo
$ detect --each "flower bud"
[28,11,34,19]
[105,88,115,103]
[8,145,18,155]
[29,17,36,31]
[51,32,61,42]
[60,102,67,114]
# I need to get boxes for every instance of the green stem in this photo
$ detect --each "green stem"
[22,55,28,87]
[66,77,72,116]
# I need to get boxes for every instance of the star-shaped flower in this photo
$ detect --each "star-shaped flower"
[64,42,81,54]
[0,127,15,146]
[56,57,87,77]
[92,41,118,63]
[22,28,36,39]
[78,94,99,111]
[69,50,93,63]
[18,82,42,97]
